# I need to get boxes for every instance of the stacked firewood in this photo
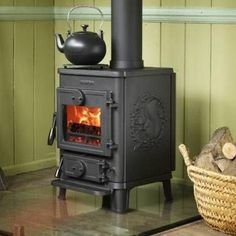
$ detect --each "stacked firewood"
[194,127,236,176]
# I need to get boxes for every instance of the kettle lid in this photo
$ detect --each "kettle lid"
[72,24,98,36]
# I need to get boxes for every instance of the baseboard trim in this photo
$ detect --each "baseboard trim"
[3,155,57,176]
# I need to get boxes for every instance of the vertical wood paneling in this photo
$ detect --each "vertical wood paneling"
[95,0,110,65]
[0,0,56,174]
[95,0,108,5]
[15,0,33,5]
[35,0,53,6]
[54,0,74,86]
[54,0,73,7]
[0,0,14,167]
[185,0,211,157]
[14,0,35,165]
[213,0,236,8]
[0,0,13,6]
[161,0,185,179]
[143,0,161,67]
[34,0,55,161]
[211,0,236,139]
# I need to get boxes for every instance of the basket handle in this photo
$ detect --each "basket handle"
[178,144,192,166]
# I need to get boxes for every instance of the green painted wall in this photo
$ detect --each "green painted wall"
[0,0,56,175]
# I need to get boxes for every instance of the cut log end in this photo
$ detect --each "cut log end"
[222,142,236,160]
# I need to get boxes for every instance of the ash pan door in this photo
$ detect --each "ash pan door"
[57,88,117,157]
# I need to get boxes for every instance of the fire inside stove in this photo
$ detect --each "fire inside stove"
[66,105,101,146]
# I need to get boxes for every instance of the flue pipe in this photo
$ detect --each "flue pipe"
[110,0,144,69]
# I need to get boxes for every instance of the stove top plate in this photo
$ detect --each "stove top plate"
[64,64,109,70]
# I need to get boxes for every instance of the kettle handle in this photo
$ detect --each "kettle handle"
[67,5,104,34]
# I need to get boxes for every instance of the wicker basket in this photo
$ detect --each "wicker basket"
[179,144,236,235]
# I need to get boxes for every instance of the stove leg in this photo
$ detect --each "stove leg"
[58,188,66,200]
[162,179,173,202]
[110,189,129,213]
[102,195,111,209]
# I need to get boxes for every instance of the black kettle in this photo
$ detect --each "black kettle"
[55,6,106,65]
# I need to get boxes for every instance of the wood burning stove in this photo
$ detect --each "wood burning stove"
[50,0,176,213]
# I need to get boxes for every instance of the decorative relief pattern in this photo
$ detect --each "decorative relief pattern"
[130,92,166,151]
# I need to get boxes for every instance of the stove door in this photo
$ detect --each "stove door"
[57,88,116,157]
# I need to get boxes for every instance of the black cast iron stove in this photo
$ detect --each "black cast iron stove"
[50,0,176,213]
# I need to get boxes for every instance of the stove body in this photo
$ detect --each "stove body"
[51,0,176,213]
[52,66,175,213]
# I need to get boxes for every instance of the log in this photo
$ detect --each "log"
[195,152,220,172]
[222,142,236,160]
[195,127,233,172]
[222,159,236,176]
[214,156,232,172]
[200,127,233,158]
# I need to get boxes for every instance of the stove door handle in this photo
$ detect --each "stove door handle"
[48,112,57,146]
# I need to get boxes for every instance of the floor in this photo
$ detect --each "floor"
[155,221,228,236]
[0,168,202,235]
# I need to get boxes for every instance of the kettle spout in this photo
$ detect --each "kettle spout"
[55,34,65,53]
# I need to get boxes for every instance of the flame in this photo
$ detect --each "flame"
[67,105,101,127]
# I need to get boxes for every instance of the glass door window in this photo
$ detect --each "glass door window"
[66,105,102,146]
